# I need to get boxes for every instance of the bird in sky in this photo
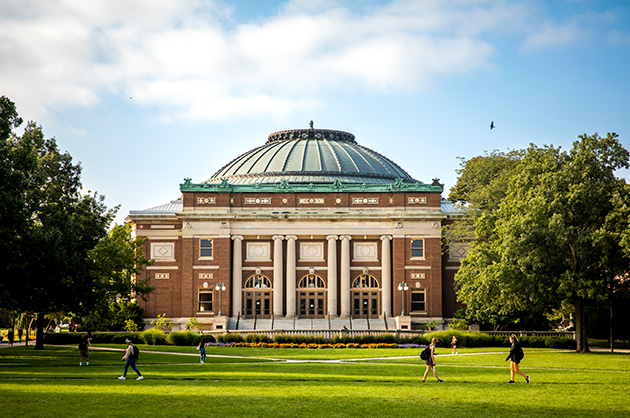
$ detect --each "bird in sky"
[490,121,495,129]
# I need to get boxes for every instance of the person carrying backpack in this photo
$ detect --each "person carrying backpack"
[423,337,445,383]
[119,338,143,380]
[79,336,90,366]
[506,334,529,384]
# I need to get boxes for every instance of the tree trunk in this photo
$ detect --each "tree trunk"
[35,312,45,350]
[574,297,590,353]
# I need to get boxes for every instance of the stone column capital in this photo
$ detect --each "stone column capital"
[326,235,339,241]
[285,235,298,241]
[380,234,393,241]
[340,234,352,241]
[231,235,244,241]
[272,235,285,241]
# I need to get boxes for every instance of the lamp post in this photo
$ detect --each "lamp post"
[215,282,226,316]
[397,282,409,316]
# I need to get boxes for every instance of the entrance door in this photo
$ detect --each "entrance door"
[352,291,379,318]
[297,274,326,319]
[298,291,325,318]
[351,274,380,319]
[243,274,273,319]
[244,291,272,319]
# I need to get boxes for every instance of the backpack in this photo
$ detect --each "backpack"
[132,345,139,361]
[420,346,431,360]
[79,340,88,351]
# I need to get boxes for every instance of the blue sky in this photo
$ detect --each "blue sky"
[1,0,629,224]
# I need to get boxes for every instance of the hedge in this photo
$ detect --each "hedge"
[42,330,576,350]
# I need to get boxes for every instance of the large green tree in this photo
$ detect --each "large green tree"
[81,224,154,330]
[0,96,153,348]
[456,133,630,352]
[446,150,530,328]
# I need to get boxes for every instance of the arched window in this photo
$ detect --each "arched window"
[298,274,325,289]
[244,274,272,289]
[352,274,379,288]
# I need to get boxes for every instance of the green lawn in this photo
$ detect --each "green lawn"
[1,344,629,417]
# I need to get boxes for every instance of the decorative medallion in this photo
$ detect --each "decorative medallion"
[408,197,427,204]
[299,197,324,204]
[245,198,271,204]
[352,197,378,204]
[155,273,170,280]
[411,272,426,280]
[199,273,213,280]
[282,198,288,204]
[335,197,342,204]
[197,197,216,204]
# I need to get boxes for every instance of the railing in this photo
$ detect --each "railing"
[479,330,576,339]
[200,328,576,341]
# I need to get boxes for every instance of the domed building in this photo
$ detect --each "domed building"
[127,125,464,331]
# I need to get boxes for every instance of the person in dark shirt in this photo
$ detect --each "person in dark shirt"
[506,334,530,384]
[79,336,90,366]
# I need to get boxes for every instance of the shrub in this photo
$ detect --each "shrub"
[150,314,173,332]
[43,332,84,345]
[217,333,244,344]
[141,329,166,345]
[167,331,198,346]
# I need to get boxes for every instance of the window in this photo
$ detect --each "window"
[244,274,272,288]
[411,290,426,312]
[298,274,325,288]
[198,291,213,312]
[200,239,213,258]
[352,274,379,288]
[411,239,424,258]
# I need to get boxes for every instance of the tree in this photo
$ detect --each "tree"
[447,150,530,329]
[458,133,630,352]
[79,224,154,331]
[0,96,153,348]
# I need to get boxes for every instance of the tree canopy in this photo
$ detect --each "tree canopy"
[0,96,153,348]
[453,133,630,352]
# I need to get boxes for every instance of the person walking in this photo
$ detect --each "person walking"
[119,339,143,380]
[7,328,14,347]
[198,338,207,364]
[451,335,458,355]
[79,336,90,366]
[506,334,530,384]
[423,337,445,382]
[18,328,23,343]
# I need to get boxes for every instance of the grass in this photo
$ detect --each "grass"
[1,344,629,417]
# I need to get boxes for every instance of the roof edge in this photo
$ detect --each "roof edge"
[180,178,444,193]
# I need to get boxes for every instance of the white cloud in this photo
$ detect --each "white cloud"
[0,0,613,123]
[520,20,582,52]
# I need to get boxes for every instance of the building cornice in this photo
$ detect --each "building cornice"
[180,177,444,194]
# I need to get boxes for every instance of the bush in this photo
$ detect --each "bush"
[167,331,198,346]
[43,332,85,345]
[217,333,244,344]
[141,329,166,345]
[42,331,143,345]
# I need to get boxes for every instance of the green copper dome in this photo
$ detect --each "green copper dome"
[205,128,420,186]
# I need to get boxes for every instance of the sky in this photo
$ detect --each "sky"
[1,0,629,225]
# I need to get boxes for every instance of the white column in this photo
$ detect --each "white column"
[272,235,284,317]
[380,235,393,318]
[340,235,352,318]
[326,235,338,317]
[285,235,297,318]
[231,235,244,317]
